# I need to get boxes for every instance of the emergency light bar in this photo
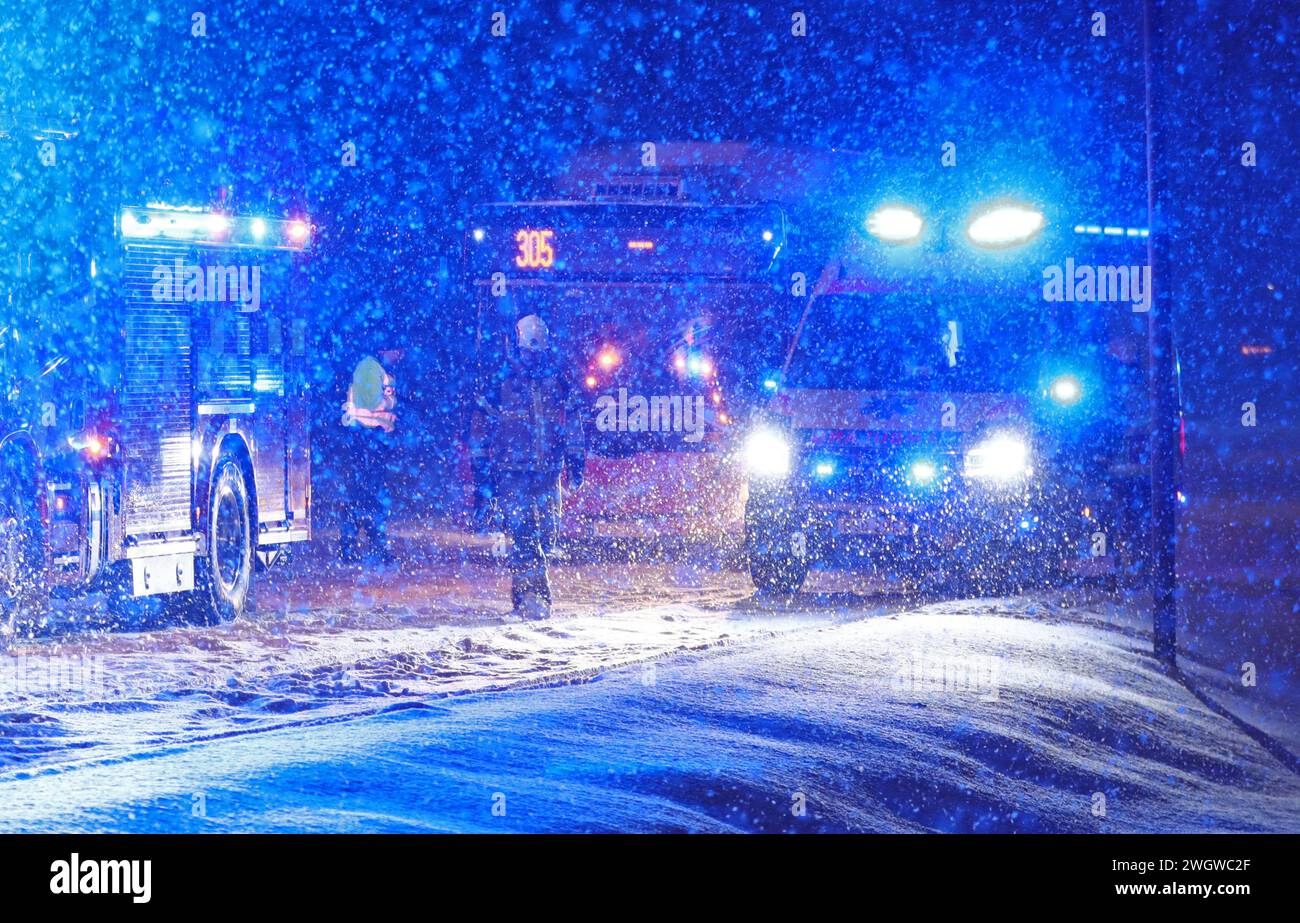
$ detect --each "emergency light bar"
[120,207,312,250]
[966,204,1045,248]
[867,205,925,243]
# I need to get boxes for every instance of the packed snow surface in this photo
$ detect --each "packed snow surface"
[1,545,1296,833]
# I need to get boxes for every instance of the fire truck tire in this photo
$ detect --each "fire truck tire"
[190,457,254,625]
[0,457,46,640]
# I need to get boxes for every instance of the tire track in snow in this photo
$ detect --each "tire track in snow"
[0,597,890,782]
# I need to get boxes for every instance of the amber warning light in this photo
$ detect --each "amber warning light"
[68,432,112,460]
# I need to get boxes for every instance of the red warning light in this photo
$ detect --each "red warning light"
[597,347,620,370]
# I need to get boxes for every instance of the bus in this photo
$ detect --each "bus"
[740,172,1168,593]
[464,143,825,541]
[1,124,313,636]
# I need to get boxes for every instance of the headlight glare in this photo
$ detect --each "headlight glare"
[744,428,791,478]
[965,433,1032,482]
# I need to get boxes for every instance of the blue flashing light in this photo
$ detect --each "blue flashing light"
[1073,224,1149,237]
[1049,373,1083,407]
[966,204,1044,248]
[867,205,924,243]
[814,461,835,478]
[908,458,938,486]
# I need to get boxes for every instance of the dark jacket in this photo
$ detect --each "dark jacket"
[470,347,584,477]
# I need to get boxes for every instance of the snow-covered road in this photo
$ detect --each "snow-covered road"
[3,596,1298,833]
[0,541,894,775]
[1,539,1297,832]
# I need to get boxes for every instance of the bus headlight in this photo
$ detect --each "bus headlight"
[744,429,791,478]
[967,204,1044,248]
[965,434,1031,482]
[867,205,925,243]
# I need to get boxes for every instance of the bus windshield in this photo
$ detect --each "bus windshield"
[482,282,784,394]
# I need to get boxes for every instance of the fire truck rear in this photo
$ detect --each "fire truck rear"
[1,127,313,637]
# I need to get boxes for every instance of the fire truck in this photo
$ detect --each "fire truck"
[740,168,1170,593]
[463,143,872,541]
[1,126,313,637]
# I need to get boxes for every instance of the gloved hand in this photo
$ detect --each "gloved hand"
[564,454,585,490]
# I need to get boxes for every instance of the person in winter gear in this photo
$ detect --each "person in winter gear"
[339,348,402,564]
[469,315,585,619]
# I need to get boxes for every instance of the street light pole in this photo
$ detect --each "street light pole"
[1142,0,1179,666]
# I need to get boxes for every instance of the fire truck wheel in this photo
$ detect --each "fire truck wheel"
[0,461,46,639]
[193,458,254,624]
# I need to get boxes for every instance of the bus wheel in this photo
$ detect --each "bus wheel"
[192,458,254,624]
[0,466,46,639]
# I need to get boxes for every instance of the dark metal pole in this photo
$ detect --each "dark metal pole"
[1142,0,1179,665]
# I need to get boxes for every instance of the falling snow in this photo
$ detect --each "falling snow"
[1,1,1296,834]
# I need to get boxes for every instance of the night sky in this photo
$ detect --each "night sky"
[3,0,1296,421]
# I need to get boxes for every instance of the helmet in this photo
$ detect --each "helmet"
[516,314,549,351]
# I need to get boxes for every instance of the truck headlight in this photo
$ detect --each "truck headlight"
[965,433,1032,482]
[744,428,791,478]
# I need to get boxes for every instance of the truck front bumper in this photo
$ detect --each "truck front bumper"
[747,478,1078,564]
